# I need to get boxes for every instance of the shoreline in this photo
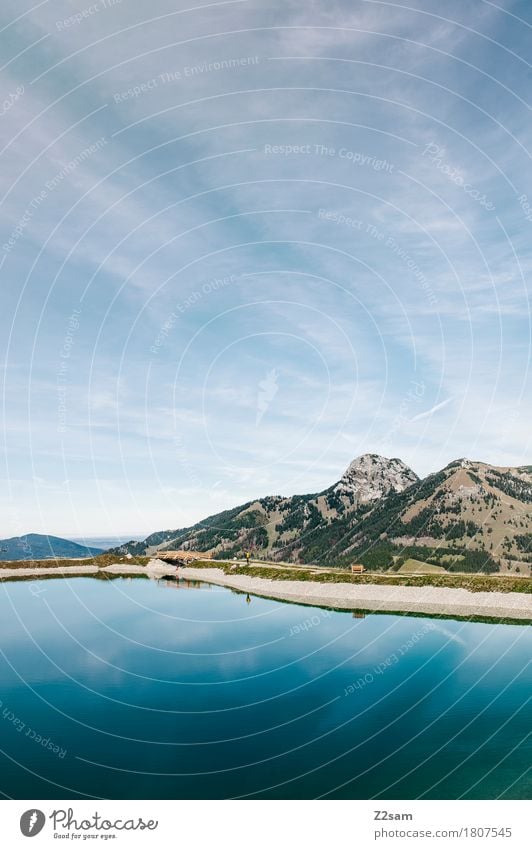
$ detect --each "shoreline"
[0,562,167,579]
[178,566,532,622]
[0,561,530,622]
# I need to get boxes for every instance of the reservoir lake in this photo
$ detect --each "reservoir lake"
[0,575,530,799]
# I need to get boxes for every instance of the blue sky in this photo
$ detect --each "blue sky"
[1,0,531,537]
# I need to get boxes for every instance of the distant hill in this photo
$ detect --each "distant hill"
[114,454,532,576]
[0,533,104,561]
[70,536,144,551]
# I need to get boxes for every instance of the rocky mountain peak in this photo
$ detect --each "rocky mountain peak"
[335,453,419,502]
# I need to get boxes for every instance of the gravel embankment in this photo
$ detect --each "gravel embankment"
[0,564,100,578]
[178,567,532,621]
[0,559,171,579]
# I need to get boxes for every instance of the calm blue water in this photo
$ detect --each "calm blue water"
[0,576,530,799]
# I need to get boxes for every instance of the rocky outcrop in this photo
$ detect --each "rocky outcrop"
[334,453,419,502]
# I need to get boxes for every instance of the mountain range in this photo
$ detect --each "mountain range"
[115,454,532,575]
[0,533,104,561]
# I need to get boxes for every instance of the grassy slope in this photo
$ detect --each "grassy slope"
[398,558,447,575]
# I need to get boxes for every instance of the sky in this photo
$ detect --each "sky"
[1,0,531,538]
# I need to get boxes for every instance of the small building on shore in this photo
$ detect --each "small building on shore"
[351,563,366,574]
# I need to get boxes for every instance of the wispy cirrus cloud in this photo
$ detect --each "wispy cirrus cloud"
[0,0,531,534]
